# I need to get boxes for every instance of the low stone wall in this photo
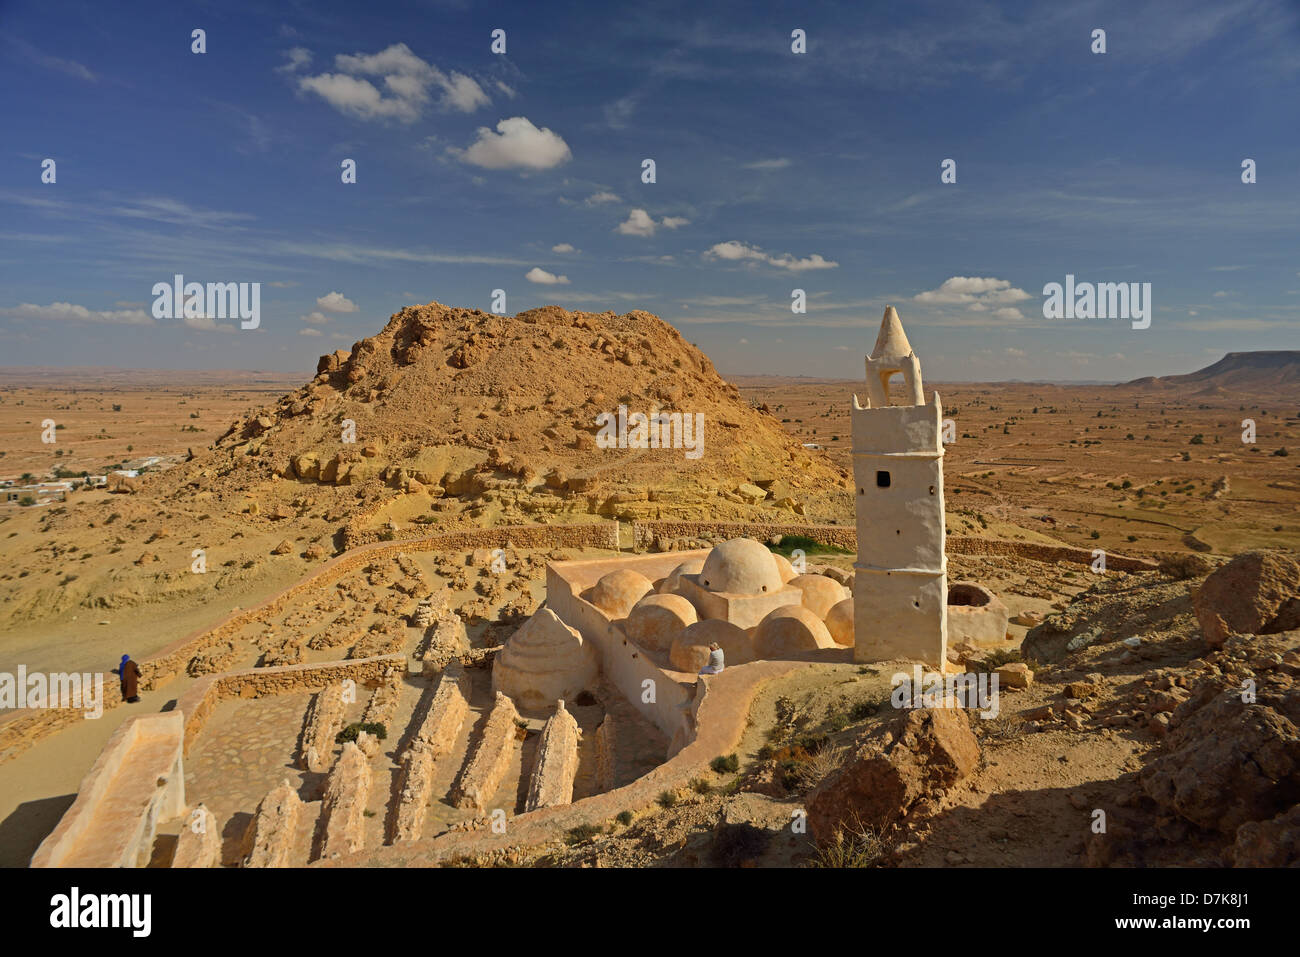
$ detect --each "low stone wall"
[390,664,471,843]
[176,654,406,757]
[344,516,620,551]
[171,805,220,868]
[449,692,521,813]
[317,742,372,860]
[242,780,303,868]
[299,685,347,774]
[361,674,403,732]
[631,520,856,551]
[31,711,186,868]
[525,701,580,811]
[945,536,1159,573]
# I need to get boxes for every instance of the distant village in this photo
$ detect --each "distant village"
[1,454,181,507]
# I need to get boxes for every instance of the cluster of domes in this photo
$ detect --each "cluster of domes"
[588,538,853,670]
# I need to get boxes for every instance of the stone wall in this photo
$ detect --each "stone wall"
[298,685,347,774]
[390,664,471,843]
[449,691,521,812]
[175,654,406,756]
[594,715,617,793]
[631,520,856,551]
[242,780,302,868]
[317,742,372,860]
[31,711,186,868]
[171,805,220,868]
[525,701,581,811]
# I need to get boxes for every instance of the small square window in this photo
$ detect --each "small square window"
[876,470,891,488]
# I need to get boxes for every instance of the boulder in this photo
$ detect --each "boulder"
[1194,550,1300,648]
[807,707,980,841]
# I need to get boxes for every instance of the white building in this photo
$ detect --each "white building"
[851,306,948,666]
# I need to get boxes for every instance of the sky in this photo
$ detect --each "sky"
[1,0,1298,382]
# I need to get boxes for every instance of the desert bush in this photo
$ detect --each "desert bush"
[615,810,633,826]
[565,823,603,845]
[806,817,886,868]
[336,721,387,744]
[710,753,740,774]
[656,790,679,809]
[709,822,771,867]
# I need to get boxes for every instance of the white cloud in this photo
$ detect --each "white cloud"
[994,307,1024,320]
[585,191,620,205]
[1005,347,1026,357]
[617,209,657,237]
[276,47,312,73]
[660,216,690,229]
[452,117,571,170]
[316,291,358,313]
[495,80,517,99]
[913,276,1031,308]
[703,241,838,271]
[551,243,576,253]
[300,311,330,325]
[0,301,152,325]
[526,267,570,285]
[299,327,323,336]
[1212,290,1229,297]
[297,43,490,123]
[742,158,791,170]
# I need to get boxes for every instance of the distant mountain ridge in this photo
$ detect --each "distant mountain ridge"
[1125,351,1300,391]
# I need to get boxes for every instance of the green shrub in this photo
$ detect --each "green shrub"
[336,721,387,744]
[656,790,679,809]
[615,810,633,826]
[710,753,740,774]
[565,823,603,845]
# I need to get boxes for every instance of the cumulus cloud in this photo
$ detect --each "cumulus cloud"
[703,241,838,271]
[913,276,1031,308]
[616,209,657,237]
[299,327,323,336]
[551,243,576,253]
[0,301,152,325]
[526,267,570,285]
[296,42,490,122]
[617,210,690,237]
[300,310,330,325]
[316,291,358,313]
[452,116,571,170]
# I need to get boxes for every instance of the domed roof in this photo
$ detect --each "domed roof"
[753,605,837,658]
[624,593,697,652]
[590,569,654,619]
[492,608,598,712]
[699,538,783,596]
[670,620,755,672]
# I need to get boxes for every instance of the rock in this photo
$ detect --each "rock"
[1064,680,1098,698]
[1230,805,1300,866]
[995,662,1032,689]
[1012,611,1044,627]
[271,539,293,555]
[734,483,767,504]
[1194,550,1300,648]
[304,543,327,560]
[807,708,980,841]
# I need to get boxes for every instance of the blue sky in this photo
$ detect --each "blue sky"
[1,0,1298,381]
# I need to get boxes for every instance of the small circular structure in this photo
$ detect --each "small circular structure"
[590,569,654,619]
[698,538,783,595]
[624,593,697,651]
[787,574,848,619]
[753,605,836,658]
[825,597,854,646]
[670,619,754,672]
[948,582,992,607]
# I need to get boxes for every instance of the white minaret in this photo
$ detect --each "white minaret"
[851,306,947,666]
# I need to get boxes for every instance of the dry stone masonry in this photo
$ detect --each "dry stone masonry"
[298,683,347,774]
[242,781,303,868]
[525,700,581,811]
[450,691,522,813]
[317,742,373,860]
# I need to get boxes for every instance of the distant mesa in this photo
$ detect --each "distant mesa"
[1124,351,1300,392]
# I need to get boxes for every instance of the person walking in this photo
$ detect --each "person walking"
[114,654,141,703]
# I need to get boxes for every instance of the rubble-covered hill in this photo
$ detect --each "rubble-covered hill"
[169,301,851,526]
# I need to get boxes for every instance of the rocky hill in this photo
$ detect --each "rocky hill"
[163,301,851,530]
[1125,351,1300,392]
